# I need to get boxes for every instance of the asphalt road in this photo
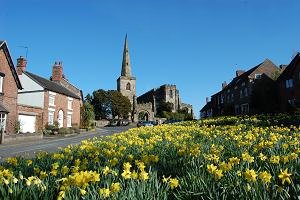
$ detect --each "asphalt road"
[0,126,134,161]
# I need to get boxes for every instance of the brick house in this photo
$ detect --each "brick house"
[277,53,300,112]
[201,59,279,117]
[0,41,23,134]
[16,57,82,133]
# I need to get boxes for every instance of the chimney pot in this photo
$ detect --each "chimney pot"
[206,97,209,103]
[222,81,227,90]
[236,70,245,77]
[52,61,64,82]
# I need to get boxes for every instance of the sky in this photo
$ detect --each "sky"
[1,0,300,118]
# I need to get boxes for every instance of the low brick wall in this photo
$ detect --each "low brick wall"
[95,120,110,127]
[3,133,43,144]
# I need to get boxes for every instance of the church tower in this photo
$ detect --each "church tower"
[117,35,136,109]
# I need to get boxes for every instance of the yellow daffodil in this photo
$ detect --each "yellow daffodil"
[278,169,292,185]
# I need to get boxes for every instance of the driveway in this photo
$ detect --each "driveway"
[0,126,134,161]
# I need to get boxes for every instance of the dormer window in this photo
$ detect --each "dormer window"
[255,74,262,79]
[126,82,131,90]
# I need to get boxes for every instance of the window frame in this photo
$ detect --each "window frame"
[48,110,55,125]
[255,74,262,79]
[0,113,7,131]
[0,76,4,93]
[67,97,73,110]
[49,91,56,107]
[285,79,294,88]
[126,82,131,90]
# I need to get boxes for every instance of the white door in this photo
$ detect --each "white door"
[18,115,36,133]
[58,110,64,128]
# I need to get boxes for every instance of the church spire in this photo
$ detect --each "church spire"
[121,34,132,77]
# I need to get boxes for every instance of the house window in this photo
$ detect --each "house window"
[67,98,73,110]
[285,79,294,88]
[288,99,296,106]
[241,103,249,114]
[255,74,262,79]
[242,82,245,86]
[231,93,234,102]
[221,94,224,104]
[67,114,72,127]
[0,76,3,93]
[235,105,240,114]
[49,92,56,106]
[240,90,243,98]
[48,111,54,125]
[126,82,131,90]
[244,88,248,97]
[0,113,7,131]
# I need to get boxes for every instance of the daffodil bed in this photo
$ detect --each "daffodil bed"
[1,115,300,199]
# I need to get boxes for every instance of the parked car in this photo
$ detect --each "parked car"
[108,119,119,127]
[118,119,130,126]
[137,120,155,127]
[163,119,182,124]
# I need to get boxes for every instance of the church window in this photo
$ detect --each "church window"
[126,82,131,90]
[169,90,173,98]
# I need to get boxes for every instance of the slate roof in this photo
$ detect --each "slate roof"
[277,53,300,81]
[24,71,80,99]
[200,101,212,112]
[222,59,275,91]
[223,62,262,90]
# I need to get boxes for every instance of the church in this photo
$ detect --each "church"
[117,35,193,122]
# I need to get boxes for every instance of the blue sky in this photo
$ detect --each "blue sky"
[1,0,300,117]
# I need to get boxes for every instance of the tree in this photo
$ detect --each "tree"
[108,90,131,119]
[80,102,95,129]
[85,93,93,104]
[90,89,131,120]
[92,89,110,120]
[156,102,173,117]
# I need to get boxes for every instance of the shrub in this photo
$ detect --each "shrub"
[58,127,72,135]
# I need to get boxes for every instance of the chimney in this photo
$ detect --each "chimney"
[16,56,27,75]
[236,70,245,77]
[206,97,209,103]
[222,81,227,89]
[51,61,64,82]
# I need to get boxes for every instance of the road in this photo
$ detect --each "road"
[0,126,133,161]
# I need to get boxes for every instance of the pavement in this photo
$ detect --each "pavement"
[0,125,134,162]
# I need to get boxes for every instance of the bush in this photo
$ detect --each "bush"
[58,127,72,135]
[44,123,59,135]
